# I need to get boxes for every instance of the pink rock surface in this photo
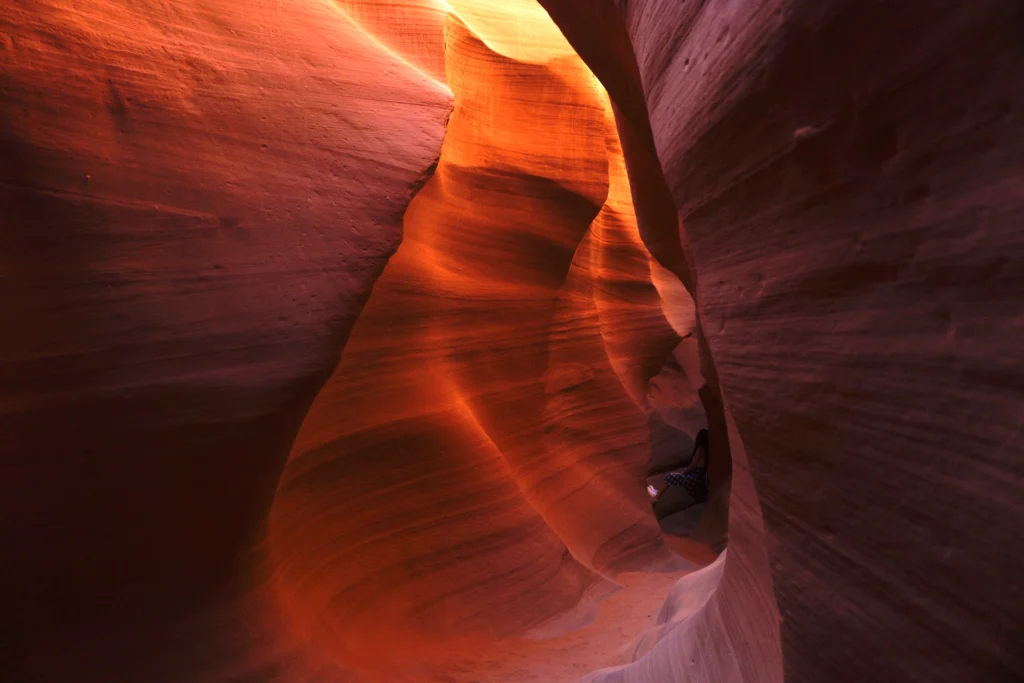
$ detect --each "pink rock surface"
[540,0,1024,681]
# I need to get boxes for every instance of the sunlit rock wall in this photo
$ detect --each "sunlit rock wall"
[2,0,700,682]
[268,1,693,678]
[5,0,1021,681]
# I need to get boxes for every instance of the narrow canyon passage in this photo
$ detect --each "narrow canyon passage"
[268,3,727,678]
[2,1,1022,683]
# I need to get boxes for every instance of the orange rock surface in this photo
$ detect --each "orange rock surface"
[3,0,703,680]
[4,0,1023,682]
[267,3,694,677]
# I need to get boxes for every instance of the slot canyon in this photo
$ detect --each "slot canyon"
[1,0,1022,681]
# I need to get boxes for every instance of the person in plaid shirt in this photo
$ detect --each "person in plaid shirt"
[648,428,710,505]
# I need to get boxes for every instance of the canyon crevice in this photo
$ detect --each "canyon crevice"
[2,1,1022,682]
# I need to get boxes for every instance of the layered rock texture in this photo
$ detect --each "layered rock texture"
[1,0,451,679]
[3,0,1023,682]
[268,2,703,677]
[540,1,1024,682]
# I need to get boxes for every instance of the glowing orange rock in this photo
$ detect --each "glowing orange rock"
[7,0,1020,682]
[267,6,693,678]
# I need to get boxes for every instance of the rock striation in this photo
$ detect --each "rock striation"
[3,0,704,681]
[1,0,449,679]
[540,1,1024,681]
[267,3,698,677]
[3,0,1022,681]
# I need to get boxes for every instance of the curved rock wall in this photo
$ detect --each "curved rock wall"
[4,0,708,681]
[1,0,449,680]
[267,5,696,678]
[6,0,1021,681]
[540,0,1024,681]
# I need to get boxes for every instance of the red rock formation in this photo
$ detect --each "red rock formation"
[5,0,1022,681]
[1,0,449,680]
[4,0,707,680]
[267,5,696,677]
[540,1,1024,681]
[330,0,448,83]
